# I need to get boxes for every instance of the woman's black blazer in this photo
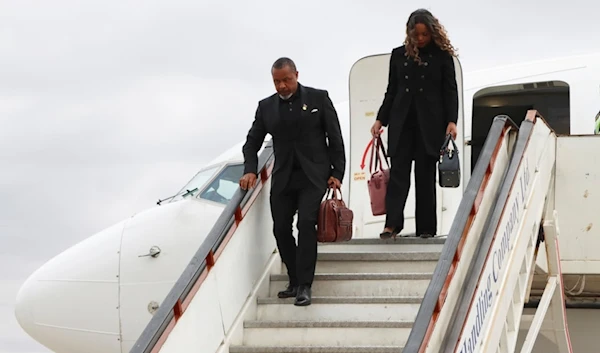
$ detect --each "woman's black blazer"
[376,44,459,158]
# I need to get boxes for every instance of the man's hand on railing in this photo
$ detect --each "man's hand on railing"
[239,173,258,190]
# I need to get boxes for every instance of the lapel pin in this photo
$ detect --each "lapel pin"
[302,104,307,111]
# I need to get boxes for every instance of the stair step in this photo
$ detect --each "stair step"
[314,260,438,274]
[295,240,444,274]
[317,236,445,253]
[330,236,446,245]
[271,273,432,281]
[242,324,410,346]
[317,252,440,261]
[258,296,422,305]
[317,243,444,253]
[256,297,421,321]
[244,320,414,328]
[269,273,432,297]
[229,346,403,353]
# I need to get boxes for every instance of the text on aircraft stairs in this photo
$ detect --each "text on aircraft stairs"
[129,111,571,353]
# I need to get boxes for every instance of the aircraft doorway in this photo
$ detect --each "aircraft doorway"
[471,80,570,172]
[471,105,532,170]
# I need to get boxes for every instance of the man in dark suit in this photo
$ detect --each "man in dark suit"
[239,57,346,306]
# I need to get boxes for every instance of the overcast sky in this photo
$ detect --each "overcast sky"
[2,1,600,352]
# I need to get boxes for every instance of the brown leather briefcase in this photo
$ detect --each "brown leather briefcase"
[317,187,354,242]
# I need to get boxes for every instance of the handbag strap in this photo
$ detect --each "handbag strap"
[440,134,459,155]
[377,137,390,168]
[369,136,390,174]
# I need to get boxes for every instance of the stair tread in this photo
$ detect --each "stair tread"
[257,296,422,304]
[229,346,403,352]
[270,273,433,281]
[317,252,440,261]
[321,236,446,245]
[244,320,414,328]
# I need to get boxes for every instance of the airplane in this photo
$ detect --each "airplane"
[13,50,600,353]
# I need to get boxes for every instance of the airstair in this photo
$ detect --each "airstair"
[228,237,442,352]
[127,110,573,353]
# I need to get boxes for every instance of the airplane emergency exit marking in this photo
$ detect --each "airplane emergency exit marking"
[353,172,366,181]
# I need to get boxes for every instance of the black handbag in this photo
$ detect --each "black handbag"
[438,134,461,188]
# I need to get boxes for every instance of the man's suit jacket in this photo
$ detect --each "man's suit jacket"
[376,44,459,158]
[242,84,346,193]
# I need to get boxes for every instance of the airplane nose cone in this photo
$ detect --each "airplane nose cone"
[14,274,36,334]
[14,219,127,353]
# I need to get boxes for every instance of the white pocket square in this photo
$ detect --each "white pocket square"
[311,108,318,113]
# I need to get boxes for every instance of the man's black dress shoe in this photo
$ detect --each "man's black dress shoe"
[277,284,297,298]
[294,285,312,306]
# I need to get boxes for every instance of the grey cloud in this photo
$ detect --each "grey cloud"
[1,76,262,166]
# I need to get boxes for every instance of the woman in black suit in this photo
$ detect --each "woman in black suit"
[371,8,459,239]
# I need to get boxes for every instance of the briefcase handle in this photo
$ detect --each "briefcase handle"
[325,186,344,201]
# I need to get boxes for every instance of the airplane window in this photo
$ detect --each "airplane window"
[199,163,245,205]
[172,165,220,202]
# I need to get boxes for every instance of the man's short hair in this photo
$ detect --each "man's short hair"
[272,57,297,72]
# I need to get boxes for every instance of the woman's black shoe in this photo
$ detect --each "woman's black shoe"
[380,227,401,239]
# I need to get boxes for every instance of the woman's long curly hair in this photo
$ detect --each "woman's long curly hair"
[404,9,457,64]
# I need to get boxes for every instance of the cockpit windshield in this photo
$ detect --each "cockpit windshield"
[168,162,245,205]
[171,165,220,202]
[199,164,245,205]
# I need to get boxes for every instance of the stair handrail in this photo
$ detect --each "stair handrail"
[129,139,275,353]
[439,110,544,352]
[403,115,518,353]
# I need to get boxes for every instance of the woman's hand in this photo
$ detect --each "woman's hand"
[446,122,457,140]
[371,120,383,137]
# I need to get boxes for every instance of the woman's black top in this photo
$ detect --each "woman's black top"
[376,42,458,157]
